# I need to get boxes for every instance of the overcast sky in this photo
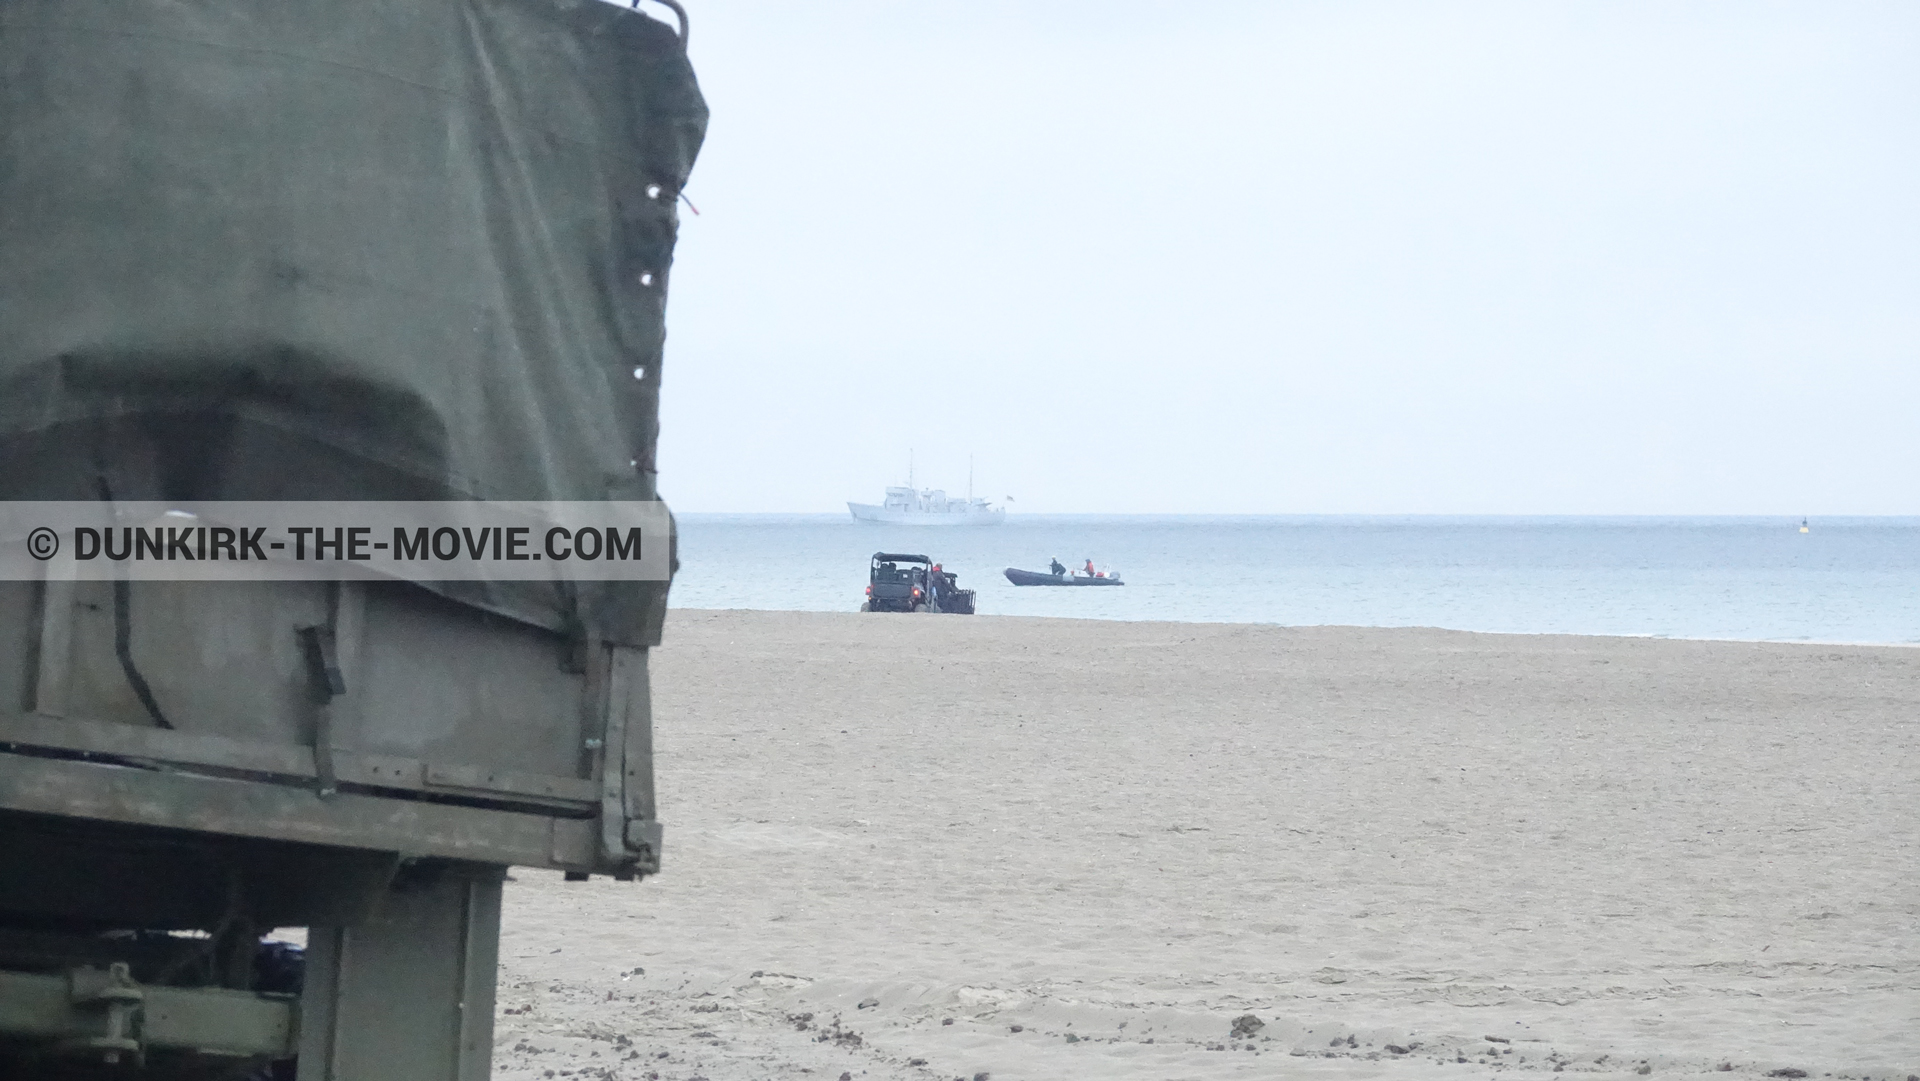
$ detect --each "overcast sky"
[652,1,1918,515]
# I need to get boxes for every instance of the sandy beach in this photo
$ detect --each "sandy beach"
[491,610,1918,1081]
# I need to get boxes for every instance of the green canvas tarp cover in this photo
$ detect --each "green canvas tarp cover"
[0,0,706,644]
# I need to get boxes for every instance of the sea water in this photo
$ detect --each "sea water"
[670,515,1920,644]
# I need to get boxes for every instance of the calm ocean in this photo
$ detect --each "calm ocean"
[669,515,1920,645]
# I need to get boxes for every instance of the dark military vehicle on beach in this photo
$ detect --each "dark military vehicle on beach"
[0,1,704,1077]
[862,553,976,614]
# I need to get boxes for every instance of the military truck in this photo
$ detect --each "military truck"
[0,0,705,1077]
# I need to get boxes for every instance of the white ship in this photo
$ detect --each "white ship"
[848,486,1006,526]
[849,453,1007,526]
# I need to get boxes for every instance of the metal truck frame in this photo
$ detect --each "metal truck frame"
[0,576,661,1078]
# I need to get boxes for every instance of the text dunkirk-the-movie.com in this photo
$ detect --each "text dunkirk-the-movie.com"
[1,501,672,582]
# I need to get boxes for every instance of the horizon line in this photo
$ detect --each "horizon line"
[672,510,1918,521]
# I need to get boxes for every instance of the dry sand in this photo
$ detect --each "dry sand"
[492,610,1918,1081]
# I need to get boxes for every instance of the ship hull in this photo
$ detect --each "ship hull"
[1004,567,1123,586]
[848,502,1006,526]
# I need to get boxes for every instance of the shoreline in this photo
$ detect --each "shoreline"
[668,604,1920,649]
[670,516,1919,645]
